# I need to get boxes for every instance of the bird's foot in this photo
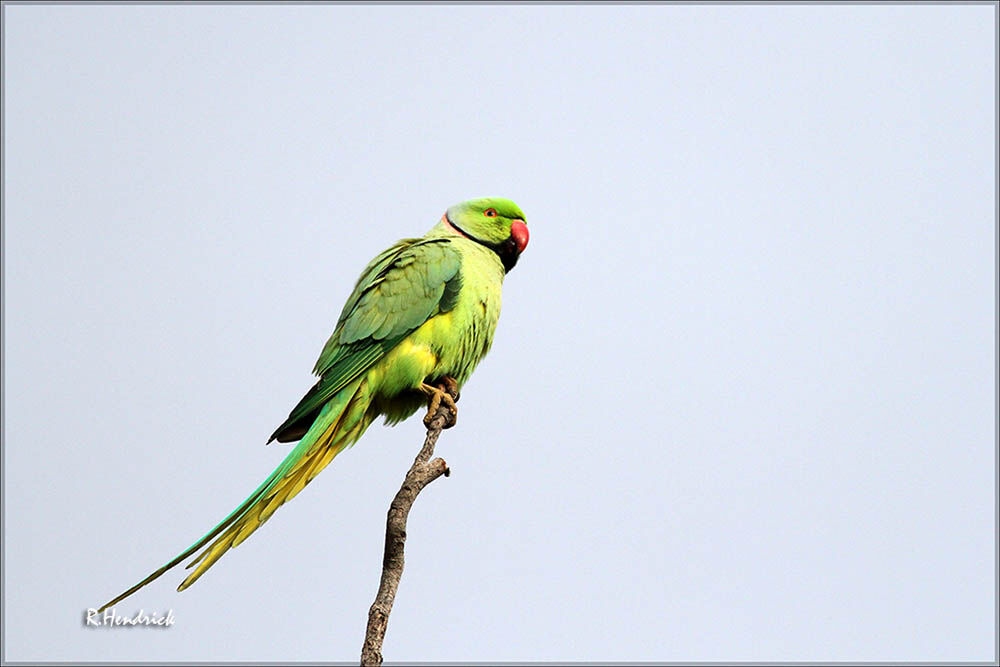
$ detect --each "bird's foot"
[420,379,459,429]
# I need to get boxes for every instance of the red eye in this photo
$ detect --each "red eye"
[483,208,498,217]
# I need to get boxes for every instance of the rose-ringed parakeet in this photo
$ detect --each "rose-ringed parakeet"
[98,197,529,611]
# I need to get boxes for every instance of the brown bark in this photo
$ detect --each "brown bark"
[360,386,456,666]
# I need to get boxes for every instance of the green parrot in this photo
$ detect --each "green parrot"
[98,197,529,612]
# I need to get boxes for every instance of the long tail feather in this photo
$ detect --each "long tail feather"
[97,378,373,612]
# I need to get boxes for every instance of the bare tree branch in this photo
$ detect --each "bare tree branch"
[361,385,457,666]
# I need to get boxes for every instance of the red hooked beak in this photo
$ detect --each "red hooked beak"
[510,219,529,253]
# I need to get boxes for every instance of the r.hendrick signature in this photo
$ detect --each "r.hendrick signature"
[84,607,175,628]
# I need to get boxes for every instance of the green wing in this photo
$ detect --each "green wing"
[268,237,462,443]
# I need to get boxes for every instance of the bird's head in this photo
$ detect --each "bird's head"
[442,197,529,272]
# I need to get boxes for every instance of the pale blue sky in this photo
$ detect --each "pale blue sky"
[3,4,996,662]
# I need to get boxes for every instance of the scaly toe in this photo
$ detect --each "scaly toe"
[439,395,459,429]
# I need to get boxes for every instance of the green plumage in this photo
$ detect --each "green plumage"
[269,238,464,442]
[98,197,528,612]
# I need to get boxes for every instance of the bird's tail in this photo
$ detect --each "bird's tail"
[97,377,375,612]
